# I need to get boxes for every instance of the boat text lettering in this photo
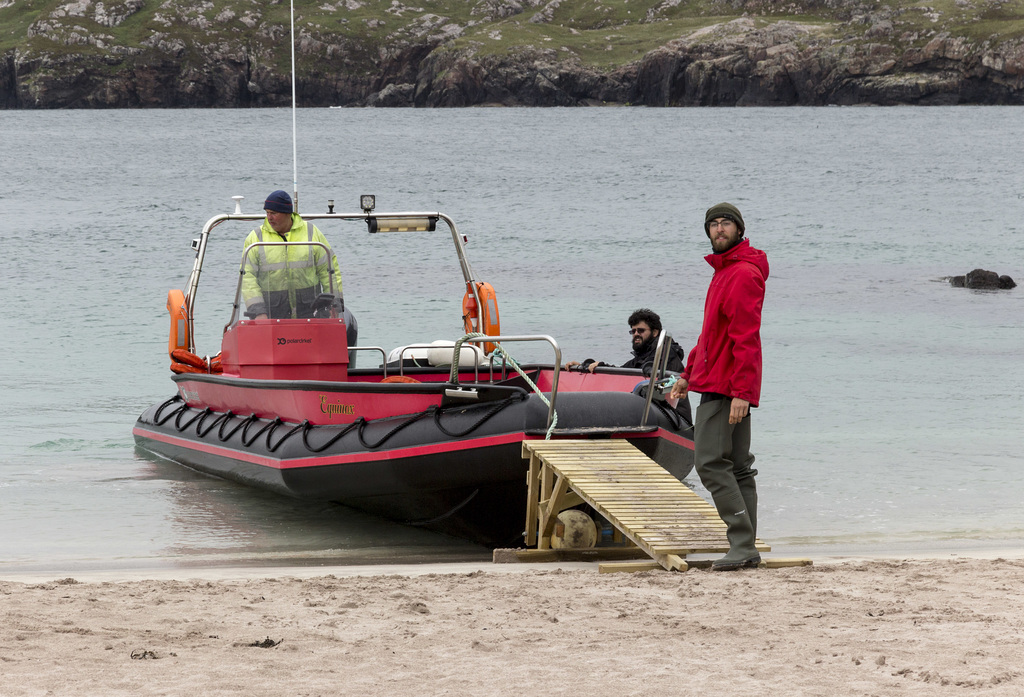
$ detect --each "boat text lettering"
[320,395,356,417]
[278,337,313,345]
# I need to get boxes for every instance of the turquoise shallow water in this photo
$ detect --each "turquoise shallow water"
[1,106,1023,574]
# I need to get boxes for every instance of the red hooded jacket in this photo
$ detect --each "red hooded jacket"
[683,238,769,407]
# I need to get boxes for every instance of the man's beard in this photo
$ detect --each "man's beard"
[634,334,656,355]
[712,233,742,254]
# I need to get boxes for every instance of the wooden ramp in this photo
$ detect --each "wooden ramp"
[523,439,771,572]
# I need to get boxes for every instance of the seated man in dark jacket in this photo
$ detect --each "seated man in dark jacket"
[566,308,686,375]
[565,308,691,423]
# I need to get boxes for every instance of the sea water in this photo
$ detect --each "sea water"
[1,106,1022,574]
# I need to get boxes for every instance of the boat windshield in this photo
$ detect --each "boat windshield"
[227,240,341,325]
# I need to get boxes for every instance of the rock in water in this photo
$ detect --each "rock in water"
[950,269,1016,289]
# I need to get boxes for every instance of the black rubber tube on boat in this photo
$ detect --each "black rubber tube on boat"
[153,395,186,425]
[196,411,233,438]
[150,391,536,455]
[301,419,362,453]
[175,406,212,432]
[433,395,519,438]
[265,420,308,453]
[195,409,232,438]
[242,416,281,447]
[356,406,437,449]
[218,413,258,442]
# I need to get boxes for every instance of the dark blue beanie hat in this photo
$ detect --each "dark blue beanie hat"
[264,190,293,213]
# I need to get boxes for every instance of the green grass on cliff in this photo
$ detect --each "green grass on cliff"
[0,0,45,47]
[3,0,1024,70]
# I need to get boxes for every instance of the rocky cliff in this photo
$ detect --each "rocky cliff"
[2,0,1023,108]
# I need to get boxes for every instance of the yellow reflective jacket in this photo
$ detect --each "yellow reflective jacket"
[241,215,343,319]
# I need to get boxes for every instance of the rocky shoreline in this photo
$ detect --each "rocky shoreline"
[2,0,1023,108]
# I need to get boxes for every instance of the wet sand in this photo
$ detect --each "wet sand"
[3,553,1024,696]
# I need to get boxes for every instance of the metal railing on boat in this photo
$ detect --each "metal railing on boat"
[449,334,562,432]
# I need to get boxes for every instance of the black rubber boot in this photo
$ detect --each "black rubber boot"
[711,493,760,571]
[737,476,758,539]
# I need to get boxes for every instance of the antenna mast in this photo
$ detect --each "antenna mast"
[290,0,298,213]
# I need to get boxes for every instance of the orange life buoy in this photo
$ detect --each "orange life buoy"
[208,352,223,374]
[171,348,208,371]
[461,281,500,354]
[167,289,190,358]
[380,375,421,383]
[170,362,206,375]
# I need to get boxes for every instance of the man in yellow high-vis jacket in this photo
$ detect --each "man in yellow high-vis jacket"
[241,190,343,320]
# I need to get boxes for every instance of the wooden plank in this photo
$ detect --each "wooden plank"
[537,461,553,548]
[764,557,810,568]
[570,483,695,490]
[553,475,675,482]
[524,452,540,547]
[544,466,666,472]
[494,548,650,564]
[649,542,771,554]
[595,506,719,512]
[659,554,689,572]
[565,489,694,496]
[538,473,571,546]
[582,499,702,505]
[599,561,663,574]
[616,520,727,529]
[546,457,665,463]
[609,516,722,522]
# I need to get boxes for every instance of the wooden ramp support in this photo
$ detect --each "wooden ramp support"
[523,439,772,572]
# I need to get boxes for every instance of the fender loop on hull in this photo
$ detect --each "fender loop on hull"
[434,395,520,438]
[197,411,233,438]
[266,421,308,453]
[154,395,185,424]
[175,406,213,431]
[356,407,437,449]
[302,419,362,453]
[242,416,282,447]
[192,409,231,438]
[219,413,255,442]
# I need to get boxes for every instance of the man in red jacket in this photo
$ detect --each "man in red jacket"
[670,202,769,571]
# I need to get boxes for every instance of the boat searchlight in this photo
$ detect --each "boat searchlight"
[366,216,438,233]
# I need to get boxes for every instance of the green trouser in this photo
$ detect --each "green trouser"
[695,397,759,557]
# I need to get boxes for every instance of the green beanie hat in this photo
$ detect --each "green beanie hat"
[704,202,745,237]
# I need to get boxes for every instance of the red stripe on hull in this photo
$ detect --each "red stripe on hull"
[132,424,688,470]
[133,424,526,470]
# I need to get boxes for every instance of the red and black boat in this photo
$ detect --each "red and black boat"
[133,200,694,546]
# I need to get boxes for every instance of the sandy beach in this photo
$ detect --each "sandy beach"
[3,553,1024,696]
